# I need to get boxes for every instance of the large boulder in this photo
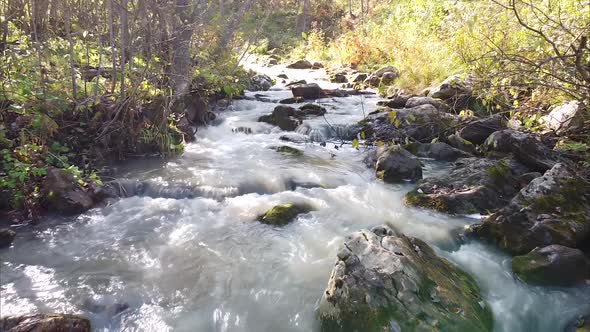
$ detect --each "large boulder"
[42,168,96,214]
[299,103,327,116]
[258,105,301,131]
[318,225,494,332]
[459,115,507,145]
[359,105,462,143]
[248,74,273,91]
[467,163,590,255]
[291,83,322,99]
[258,204,312,226]
[1,314,91,332]
[0,228,16,248]
[429,74,473,100]
[286,60,313,69]
[540,100,583,135]
[405,96,450,112]
[405,142,473,161]
[482,129,560,172]
[330,73,348,83]
[372,66,399,78]
[375,146,423,183]
[512,245,590,286]
[405,158,529,214]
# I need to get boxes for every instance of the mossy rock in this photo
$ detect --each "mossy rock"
[318,225,494,332]
[512,245,590,286]
[271,145,303,156]
[258,204,312,226]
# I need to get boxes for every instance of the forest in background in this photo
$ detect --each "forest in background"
[1,0,589,220]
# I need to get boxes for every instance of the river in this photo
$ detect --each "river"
[1,60,589,331]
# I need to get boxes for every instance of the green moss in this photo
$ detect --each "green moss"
[404,190,450,213]
[486,160,510,186]
[528,179,589,221]
[272,146,303,156]
[258,204,311,226]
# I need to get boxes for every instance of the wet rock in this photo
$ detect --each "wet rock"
[322,89,349,98]
[372,65,399,78]
[248,74,273,91]
[82,298,129,317]
[359,105,462,143]
[467,163,590,255]
[271,145,303,156]
[483,129,560,172]
[405,142,473,161]
[330,73,348,83]
[286,59,313,69]
[291,83,322,100]
[512,245,590,286]
[267,58,278,65]
[279,96,304,104]
[277,73,288,79]
[405,96,450,112]
[232,127,253,134]
[351,73,368,82]
[447,134,477,154]
[405,158,529,214]
[103,180,200,200]
[540,100,583,135]
[363,74,381,87]
[459,115,507,145]
[318,225,494,332]
[1,314,91,332]
[429,74,473,100]
[258,204,312,226]
[312,62,324,69]
[285,79,307,87]
[299,103,327,116]
[42,168,96,214]
[258,105,302,131]
[375,146,423,183]
[0,228,16,248]
[380,72,398,85]
[377,95,411,109]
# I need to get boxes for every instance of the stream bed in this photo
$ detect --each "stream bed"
[1,61,589,331]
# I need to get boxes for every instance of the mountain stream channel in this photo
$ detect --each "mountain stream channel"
[1,59,589,332]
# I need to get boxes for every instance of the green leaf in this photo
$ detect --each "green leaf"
[352,139,359,149]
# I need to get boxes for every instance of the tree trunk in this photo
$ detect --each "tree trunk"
[120,0,129,99]
[63,0,77,98]
[170,0,195,97]
[108,0,117,94]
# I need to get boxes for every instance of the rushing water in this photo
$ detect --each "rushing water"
[1,60,589,331]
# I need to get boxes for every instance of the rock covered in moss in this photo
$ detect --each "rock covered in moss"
[447,134,477,154]
[248,74,273,91]
[467,163,590,255]
[317,225,494,332]
[1,314,91,332]
[359,105,462,143]
[0,228,16,248]
[512,245,590,286]
[298,103,327,116]
[271,146,303,156]
[42,168,97,215]
[258,204,312,226]
[404,158,528,214]
[258,105,301,131]
[375,145,422,183]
